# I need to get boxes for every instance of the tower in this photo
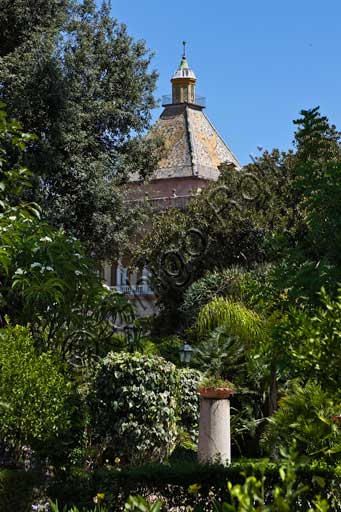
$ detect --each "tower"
[106,45,240,316]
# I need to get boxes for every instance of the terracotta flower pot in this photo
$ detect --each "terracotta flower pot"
[332,415,341,426]
[198,387,235,399]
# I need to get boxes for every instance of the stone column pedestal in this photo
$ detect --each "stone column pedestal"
[197,388,234,465]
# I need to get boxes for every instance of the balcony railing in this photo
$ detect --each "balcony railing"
[128,195,193,212]
[113,284,154,296]
[148,195,192,211]
[162,95,206,108]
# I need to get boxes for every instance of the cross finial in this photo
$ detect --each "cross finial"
[182,40,186,58]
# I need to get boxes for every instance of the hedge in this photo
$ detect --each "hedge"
[1,462,340,511]
[48,461,341,511]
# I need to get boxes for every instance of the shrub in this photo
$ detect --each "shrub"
[177,368,202,444]
[0,324,76,460]
[262,380,341,461]
[88,352,179,465]
[181,267,247,324]
[213,463,331,511]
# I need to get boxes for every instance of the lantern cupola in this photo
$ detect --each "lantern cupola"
[171,41,197,105]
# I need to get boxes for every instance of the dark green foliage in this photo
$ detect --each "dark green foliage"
[47,461,341,511]
[192,331,245,382]
[88,352,179,465]
[181,267,247,324]
[293,106,340,162]
[274,289,341,391]
[269,108,341,302]
[0,0,68,57]
[262,381,341,462]
[0,469,39,512]
[0,0,161,258]
[153,335,183,365]
[1,462,339,511]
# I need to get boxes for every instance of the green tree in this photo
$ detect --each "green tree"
[194,293,284,429]
[0,0,161,258]
[0,0,68,57]
[263,108,341,306]
[0,106,134,358]
[275,288,341,392]
[291,107,341,265]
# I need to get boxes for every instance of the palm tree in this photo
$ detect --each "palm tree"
[195,297,278,416]
[193,327,246,378]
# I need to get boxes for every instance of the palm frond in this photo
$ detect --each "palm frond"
[196,297,265,343]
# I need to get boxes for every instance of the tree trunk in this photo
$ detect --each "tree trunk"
[268,360,278,417]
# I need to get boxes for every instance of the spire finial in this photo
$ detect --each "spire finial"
[182,40,186,58]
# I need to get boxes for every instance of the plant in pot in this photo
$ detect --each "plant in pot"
[198,374,235,399]
[193,331,239,399]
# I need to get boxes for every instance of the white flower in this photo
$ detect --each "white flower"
[74,270,82,276]
[30,262,41,269]
[14,268,24,275]
[9,216,16,221]
[39,266,53,274]
[39,236,52,243]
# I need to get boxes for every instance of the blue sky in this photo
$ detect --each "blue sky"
[109,0,341,164]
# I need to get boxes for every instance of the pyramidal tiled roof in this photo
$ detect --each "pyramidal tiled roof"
[151,104,240,181]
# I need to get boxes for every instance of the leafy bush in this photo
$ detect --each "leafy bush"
[2,461,338,512]
[276,288,341,391]
[0,324,77,460]
[181,267,247,323]
[88,353,179,465]
[177,368,202,445]
[262,381,341,461]
[213,462,330,511]
[0,198,134,359]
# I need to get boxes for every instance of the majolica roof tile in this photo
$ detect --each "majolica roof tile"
[151,104,240,180]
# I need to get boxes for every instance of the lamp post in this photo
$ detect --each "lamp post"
[179,342,193,366]
[124,323,135,351]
